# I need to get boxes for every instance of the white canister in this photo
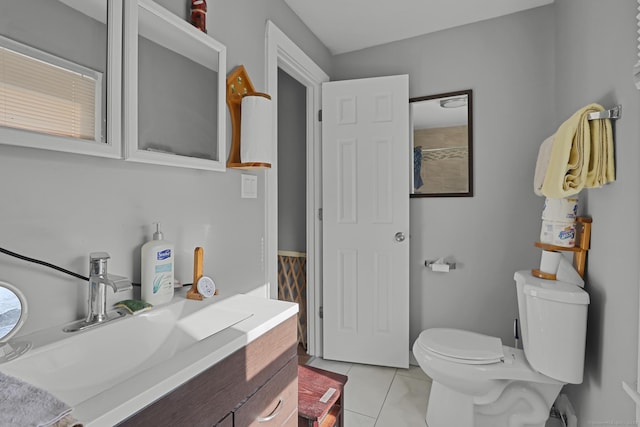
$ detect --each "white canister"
[540,220,576,247]
[542,197,578,221]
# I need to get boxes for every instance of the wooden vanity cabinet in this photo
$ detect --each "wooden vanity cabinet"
[119,316,298,427]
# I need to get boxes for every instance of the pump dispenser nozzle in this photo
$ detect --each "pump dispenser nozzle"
[153,222,164,240]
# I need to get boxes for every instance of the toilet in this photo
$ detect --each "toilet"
[412,270,589,427]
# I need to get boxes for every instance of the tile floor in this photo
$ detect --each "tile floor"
[305,357,564,427]
[305,358,431,427]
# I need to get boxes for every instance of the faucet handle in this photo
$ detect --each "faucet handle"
[89,252,110,276]
[90,252,110,261]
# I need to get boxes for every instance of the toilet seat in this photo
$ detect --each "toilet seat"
[417,328,504,364]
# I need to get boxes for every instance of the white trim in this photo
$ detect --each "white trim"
[0,0,122,159]
[265,21,329,357]
[106,0,123,158]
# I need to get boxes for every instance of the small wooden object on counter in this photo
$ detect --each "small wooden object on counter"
[298,364,348,427]
[532,216,592,280]
[226,65,271,170]
[187,247,204,300]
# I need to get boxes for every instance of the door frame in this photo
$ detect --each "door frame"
[265,21,329,357]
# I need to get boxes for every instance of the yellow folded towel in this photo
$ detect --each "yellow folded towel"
[533,135,554,196]
[540,103,615,198]
[586,115,615,188]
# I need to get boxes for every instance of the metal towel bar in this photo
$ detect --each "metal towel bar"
[587,105,621,120]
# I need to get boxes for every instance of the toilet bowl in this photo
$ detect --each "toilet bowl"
[412,271,589,427]
[413,329,563,427]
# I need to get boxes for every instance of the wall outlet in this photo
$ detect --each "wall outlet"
[241,174,258,198]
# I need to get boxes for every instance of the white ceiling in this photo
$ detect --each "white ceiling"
[284,0,553,55]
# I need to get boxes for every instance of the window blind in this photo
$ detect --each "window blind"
[0,43,100,141]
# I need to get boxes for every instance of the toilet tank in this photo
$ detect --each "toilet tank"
[514,271,589,384]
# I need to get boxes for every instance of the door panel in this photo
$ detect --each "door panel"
[322,75,409,368]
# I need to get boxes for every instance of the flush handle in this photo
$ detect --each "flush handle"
[395,232,406,242]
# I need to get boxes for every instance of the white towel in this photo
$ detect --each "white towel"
[0,371,80,427]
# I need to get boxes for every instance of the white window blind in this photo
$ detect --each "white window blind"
[0,37,102,142]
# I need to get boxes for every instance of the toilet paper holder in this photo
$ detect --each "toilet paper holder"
[425,259,456,271]
[533,216,592,280]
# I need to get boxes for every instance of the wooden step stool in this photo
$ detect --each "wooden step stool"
[298,365,348,427]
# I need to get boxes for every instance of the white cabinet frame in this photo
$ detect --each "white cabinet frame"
[123,0,227,171]
[0,0,123,159]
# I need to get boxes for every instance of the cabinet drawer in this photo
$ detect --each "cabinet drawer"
[234,358,298,427]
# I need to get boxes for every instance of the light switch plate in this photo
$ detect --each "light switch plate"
[241,174,258,198]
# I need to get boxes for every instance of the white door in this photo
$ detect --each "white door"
[322,75,410,368]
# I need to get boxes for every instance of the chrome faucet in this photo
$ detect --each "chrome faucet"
[64,252,132,332]
[86,252,132,323]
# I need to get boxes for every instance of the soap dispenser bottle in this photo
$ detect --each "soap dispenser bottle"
[141,223,174,305]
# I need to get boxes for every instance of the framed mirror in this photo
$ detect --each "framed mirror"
[410,90,473,197]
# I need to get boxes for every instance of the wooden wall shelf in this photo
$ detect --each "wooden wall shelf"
[532,216,592,280]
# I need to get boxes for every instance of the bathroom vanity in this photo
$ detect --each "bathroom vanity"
[0,291,298,426]
[119,315,298,426]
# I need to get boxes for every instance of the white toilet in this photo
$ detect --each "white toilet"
[413,270,589,427]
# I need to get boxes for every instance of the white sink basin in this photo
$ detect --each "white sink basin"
[0,292,253,410]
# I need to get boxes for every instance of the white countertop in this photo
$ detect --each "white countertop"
[1,290,298,426]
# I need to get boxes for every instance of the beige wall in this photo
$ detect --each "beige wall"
[414,126,469,194]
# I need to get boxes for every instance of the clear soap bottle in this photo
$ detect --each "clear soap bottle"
[141,223,174,305]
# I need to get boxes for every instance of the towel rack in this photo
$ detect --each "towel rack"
[420,146,467,153]
[587,105,621,121]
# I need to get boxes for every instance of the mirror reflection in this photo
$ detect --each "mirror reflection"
[410,90,473,197]
[0,285,23,342]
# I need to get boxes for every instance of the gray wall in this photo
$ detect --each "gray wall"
[333,6,556,346]
[277,69,307,253]
[0,0,331,335]
[3,0,637,422]
[334,1,640,422]
[554,0,639,423]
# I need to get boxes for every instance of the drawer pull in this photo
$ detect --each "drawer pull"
[256,398,284,423]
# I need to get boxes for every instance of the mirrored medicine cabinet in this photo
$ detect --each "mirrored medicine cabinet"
[1,0,227,171]
[123,0,227,171]
[410,90,473,197]
[0,0,123,158]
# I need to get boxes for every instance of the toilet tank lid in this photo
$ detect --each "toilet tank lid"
[523,281,590,305]
[418,328,504,363]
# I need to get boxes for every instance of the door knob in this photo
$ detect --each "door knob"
[394,232,406,242]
